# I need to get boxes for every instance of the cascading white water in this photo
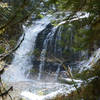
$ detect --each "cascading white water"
[2,16,51,82]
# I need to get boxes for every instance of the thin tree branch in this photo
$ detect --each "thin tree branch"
[0,77,13,100]
[0,86,13,97]
[0,32,25,61]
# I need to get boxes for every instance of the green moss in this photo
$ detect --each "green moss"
[30,69,38,73]
[33,48,40,57]
[0,46,5,54]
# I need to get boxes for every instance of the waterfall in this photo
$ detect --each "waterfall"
[2,16,51,82]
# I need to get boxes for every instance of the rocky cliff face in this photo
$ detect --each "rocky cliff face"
[31,23,82,75]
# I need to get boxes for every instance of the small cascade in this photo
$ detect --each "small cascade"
[79,48,100,72]
[55,64,61,80]
[2,16,51,82]
[37,39,48,80]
